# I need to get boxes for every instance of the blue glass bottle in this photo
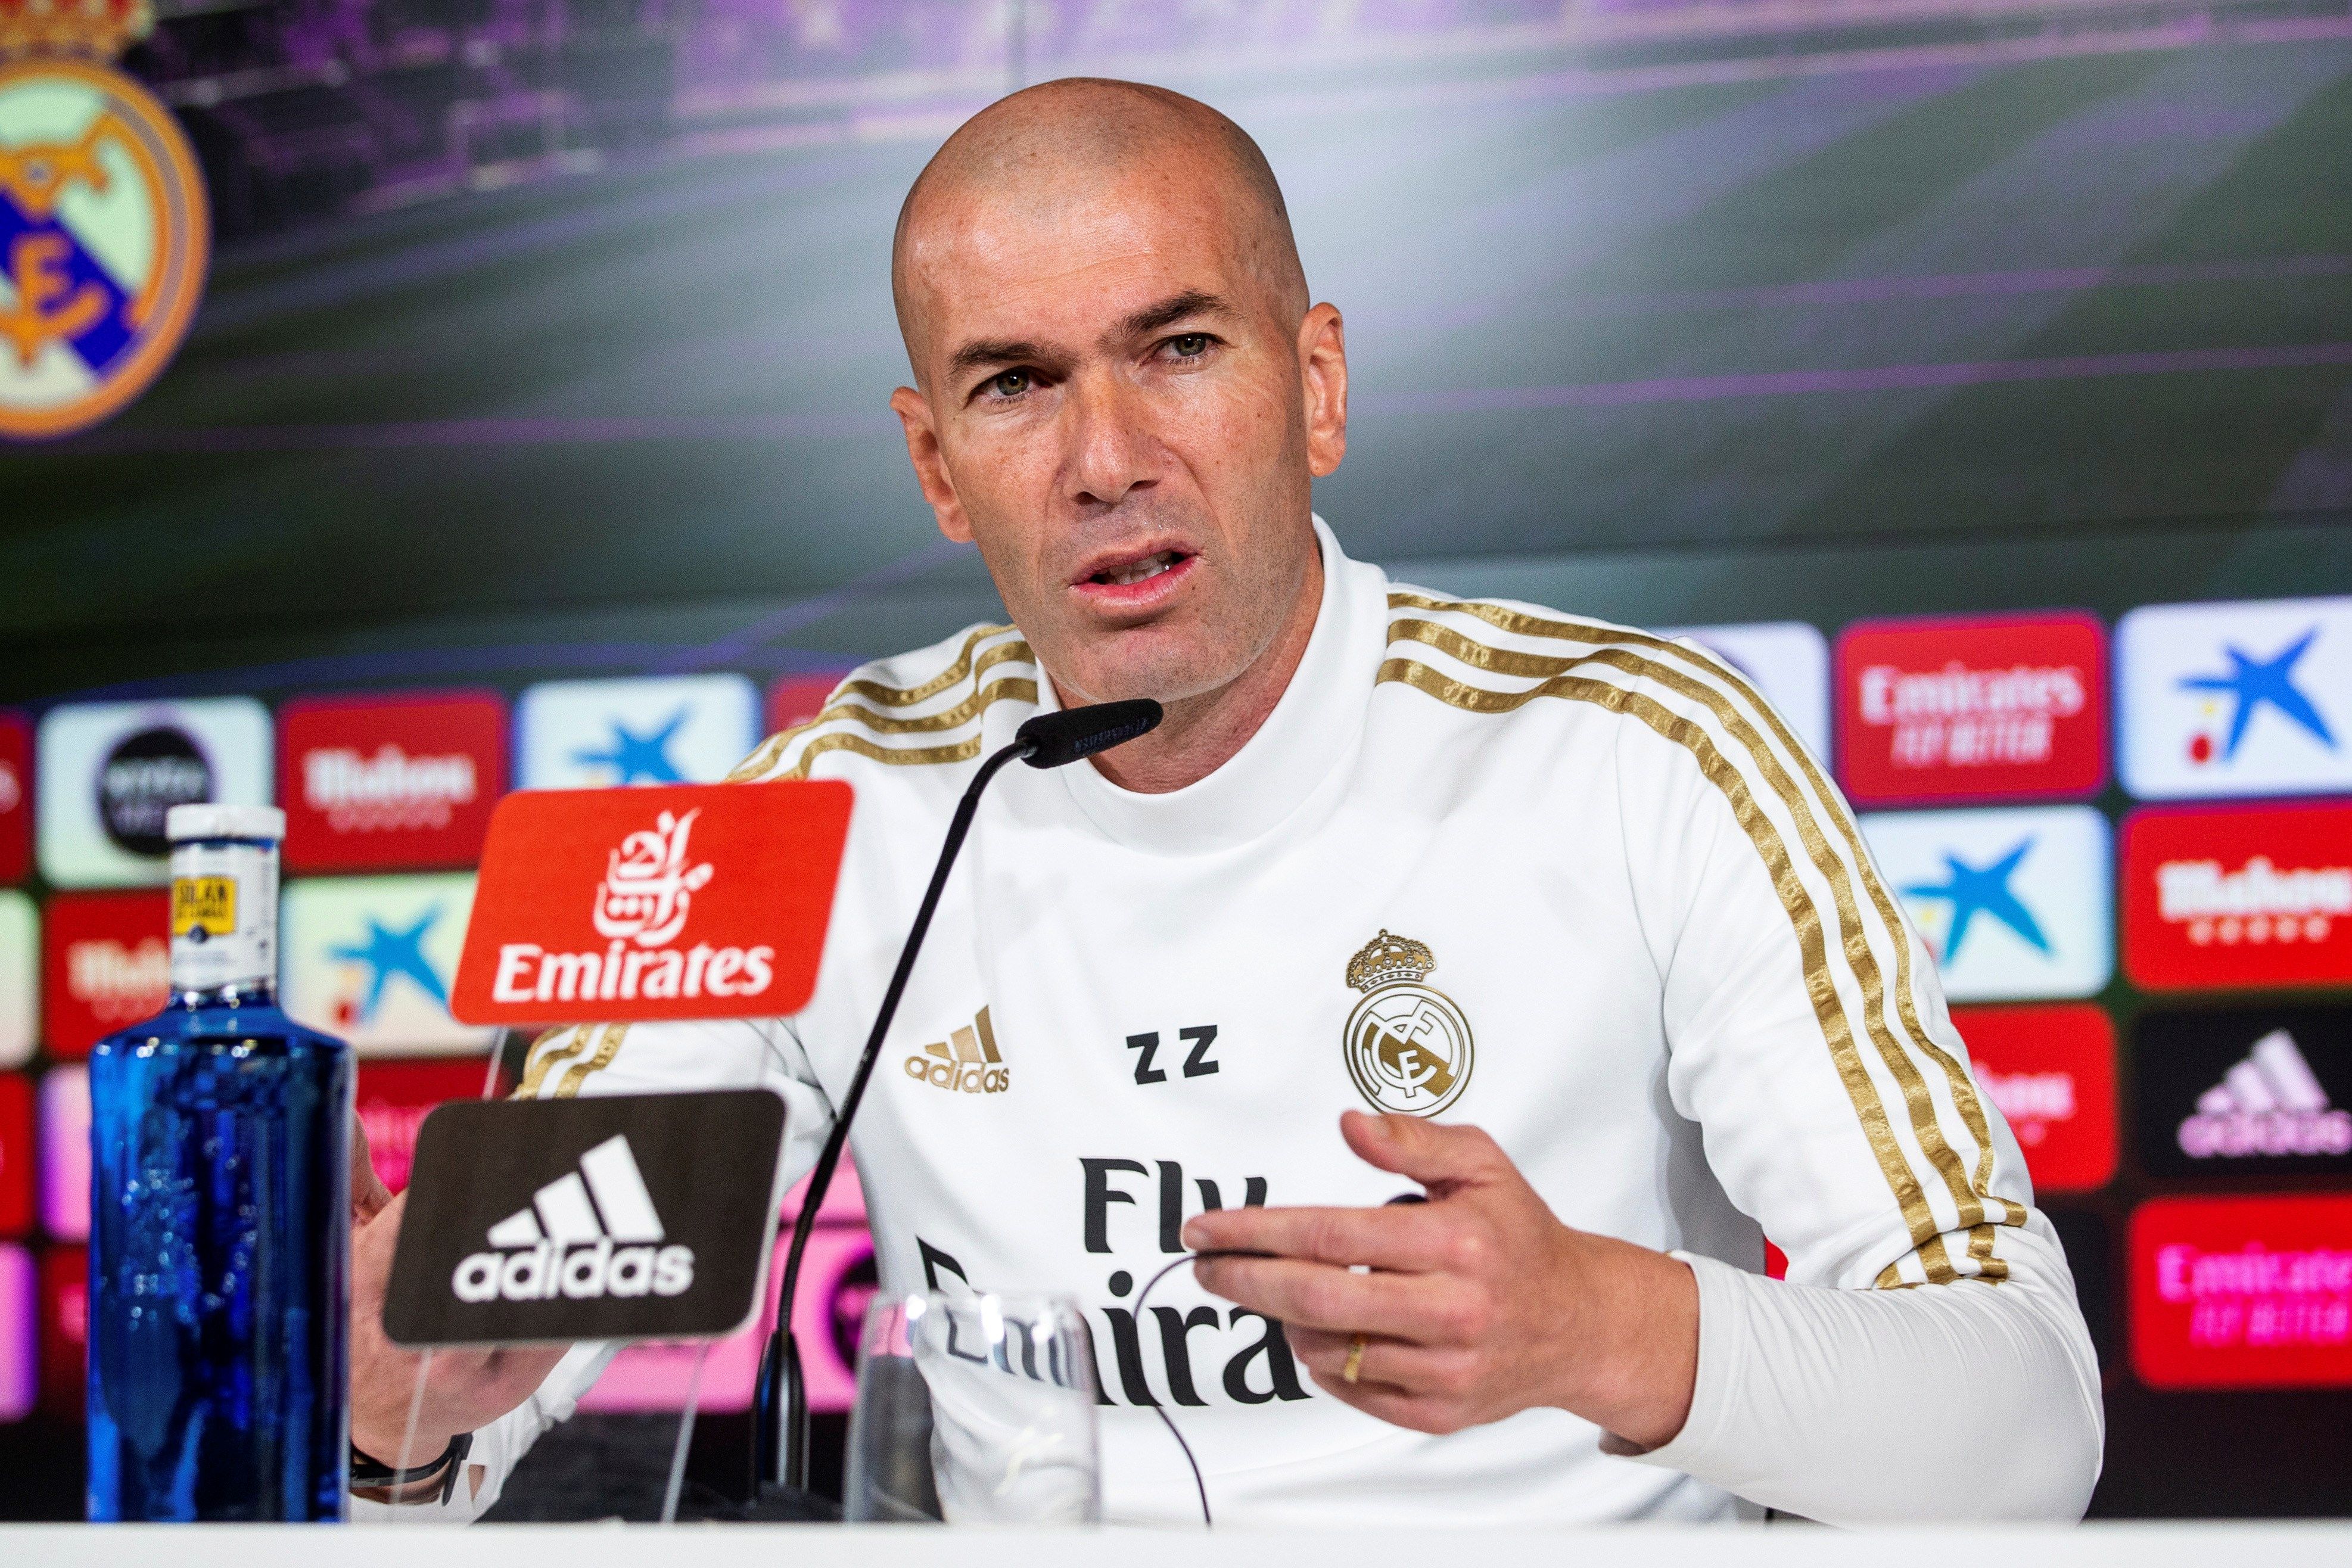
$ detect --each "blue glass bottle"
[88,804,351,1522]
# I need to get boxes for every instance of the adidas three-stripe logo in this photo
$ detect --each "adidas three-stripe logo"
[2179,1030,2352,1159]
[452,1135,697,1303]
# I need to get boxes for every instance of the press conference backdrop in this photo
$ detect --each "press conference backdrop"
[4,0,2352,1525]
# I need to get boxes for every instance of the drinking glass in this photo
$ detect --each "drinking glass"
[844,1290,1100,1524]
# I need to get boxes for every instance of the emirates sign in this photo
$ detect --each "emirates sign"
[2131,1194,2352,1389]
[1836,614,2107,805]
[452,781,851,1025]
[2122,802,2352,991]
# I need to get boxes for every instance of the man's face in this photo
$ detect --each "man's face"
[891,163,1344,708]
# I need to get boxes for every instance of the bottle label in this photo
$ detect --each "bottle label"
[170,841,276,992]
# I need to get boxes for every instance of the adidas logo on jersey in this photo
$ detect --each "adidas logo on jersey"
[450,1134,696,1303]
[904,1006,1010,1094]
[2178,1029,2352,1159]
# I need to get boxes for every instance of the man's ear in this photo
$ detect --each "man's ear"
[891,384,973,543]
[1299,303,1348,478]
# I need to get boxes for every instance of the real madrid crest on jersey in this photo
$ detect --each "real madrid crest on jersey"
[1343,929,1474,1116]
[0,0,207,441]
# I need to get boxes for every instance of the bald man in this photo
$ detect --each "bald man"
[347,80,2102,1525]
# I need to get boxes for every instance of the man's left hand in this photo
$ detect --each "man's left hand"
[1185,1110,1698,1449]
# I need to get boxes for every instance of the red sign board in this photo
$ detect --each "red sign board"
[39,1245,85,1415]
[0,712,27,886]
[2123,802,2352,991]
[768,674,846,736]
[452,781,853,1025]
[42,891,169,1059]
[1835,613,2106,805]
[1955,1004,2117,1193]
[2131,1194,2352,1389]
[279,691,507,872]
[0,1074,31,1238]
[358,1057,497,1193]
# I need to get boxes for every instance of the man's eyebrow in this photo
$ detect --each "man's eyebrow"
[947,338,1051,377]
[1116,290,1231,340]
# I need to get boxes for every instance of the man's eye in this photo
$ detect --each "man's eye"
[988,369,1031,398]
[1168,334,1211,359]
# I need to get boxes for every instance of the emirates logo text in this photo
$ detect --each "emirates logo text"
[1858,661,2086,770]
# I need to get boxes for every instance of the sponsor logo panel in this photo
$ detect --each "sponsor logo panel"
[279,692,507,872]
[282,874,494,1057]
[453,783,847,1025]
[39,1246,85,1415]
[2123,802,2352,991]
[515,676,759,790]
[2130,1194,2352,1389]
[39,1066,86,1242]
[1662,623,1832,761]
[0,892,33,1069]
[1860,806,2113,1001]
[1837,614,2107,805]
[40,890,166,1059]
[2133,1006,2352,1180]
[357,1058,497,1193]
[2117,596,2352,801]
[0,711,27,886]
[36,699,271,888]
[0,1243,30,1421]
[0,1074,32,1238]
[1953,1004,2116,1192]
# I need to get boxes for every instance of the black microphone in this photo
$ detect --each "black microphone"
[756,698,1163,1497]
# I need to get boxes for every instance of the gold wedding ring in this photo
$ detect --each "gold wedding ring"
[1342,1333,1368,1385]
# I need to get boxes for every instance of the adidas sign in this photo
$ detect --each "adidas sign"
[904,1005,1010,1095]
[451,1134,696,1303]
[2178,1029,2352,1159]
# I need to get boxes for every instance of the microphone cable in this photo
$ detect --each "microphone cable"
[758,698,1163,1495]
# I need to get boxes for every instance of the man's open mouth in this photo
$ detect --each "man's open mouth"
[1089,549,1187,587]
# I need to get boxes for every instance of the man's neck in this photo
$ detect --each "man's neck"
[1057,544,1325,795]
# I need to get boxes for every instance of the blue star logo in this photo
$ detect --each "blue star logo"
[573,708,689,784]
[1903,838,2049,962]
[328,907,450,1023]
[2178,627,2335,759]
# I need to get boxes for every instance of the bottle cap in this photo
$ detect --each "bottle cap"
[166,804,287,843]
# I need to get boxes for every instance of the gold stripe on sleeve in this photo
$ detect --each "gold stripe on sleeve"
[830,626,1021,708]
[1385,593,2023,1267]
[514,1025,589,1099]
[1377,654,1958,1283]
[781,677,1038,779]
[553,1023,630,1099]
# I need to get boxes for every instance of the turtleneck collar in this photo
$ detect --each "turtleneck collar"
[1038,516,1385,855]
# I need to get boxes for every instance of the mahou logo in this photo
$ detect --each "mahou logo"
[280,693,506,872]
[1837,614,2107,805]
[2132,1195,2352,1389]
[2123,803,2352,990]
[452,782,850,1026]
[1953,1004,2115,1192]
[42,891,169,1058]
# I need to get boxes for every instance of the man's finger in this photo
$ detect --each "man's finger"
[1181,1201,1454,1269]
[1286,1325,1479,1397]
[1340,1111,1511,1191]
[351,1113,394,1224]
[1191,1254,1469,1340]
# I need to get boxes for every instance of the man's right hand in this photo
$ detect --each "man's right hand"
[350,1131,569,1470]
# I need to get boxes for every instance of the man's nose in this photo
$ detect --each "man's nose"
[1063,369,1157,510]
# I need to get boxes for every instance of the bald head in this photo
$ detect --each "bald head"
[891,78,1309,373]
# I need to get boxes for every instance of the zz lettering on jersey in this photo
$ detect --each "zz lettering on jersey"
[1124,1025,1221,1085]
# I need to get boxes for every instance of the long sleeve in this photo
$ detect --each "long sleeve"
[1607,641,2105,1521]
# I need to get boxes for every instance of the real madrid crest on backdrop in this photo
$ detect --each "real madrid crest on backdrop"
[0,0,207,440]
[1343,929,1475,1116]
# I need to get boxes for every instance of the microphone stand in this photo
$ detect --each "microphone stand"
[755,699,1161,1499]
